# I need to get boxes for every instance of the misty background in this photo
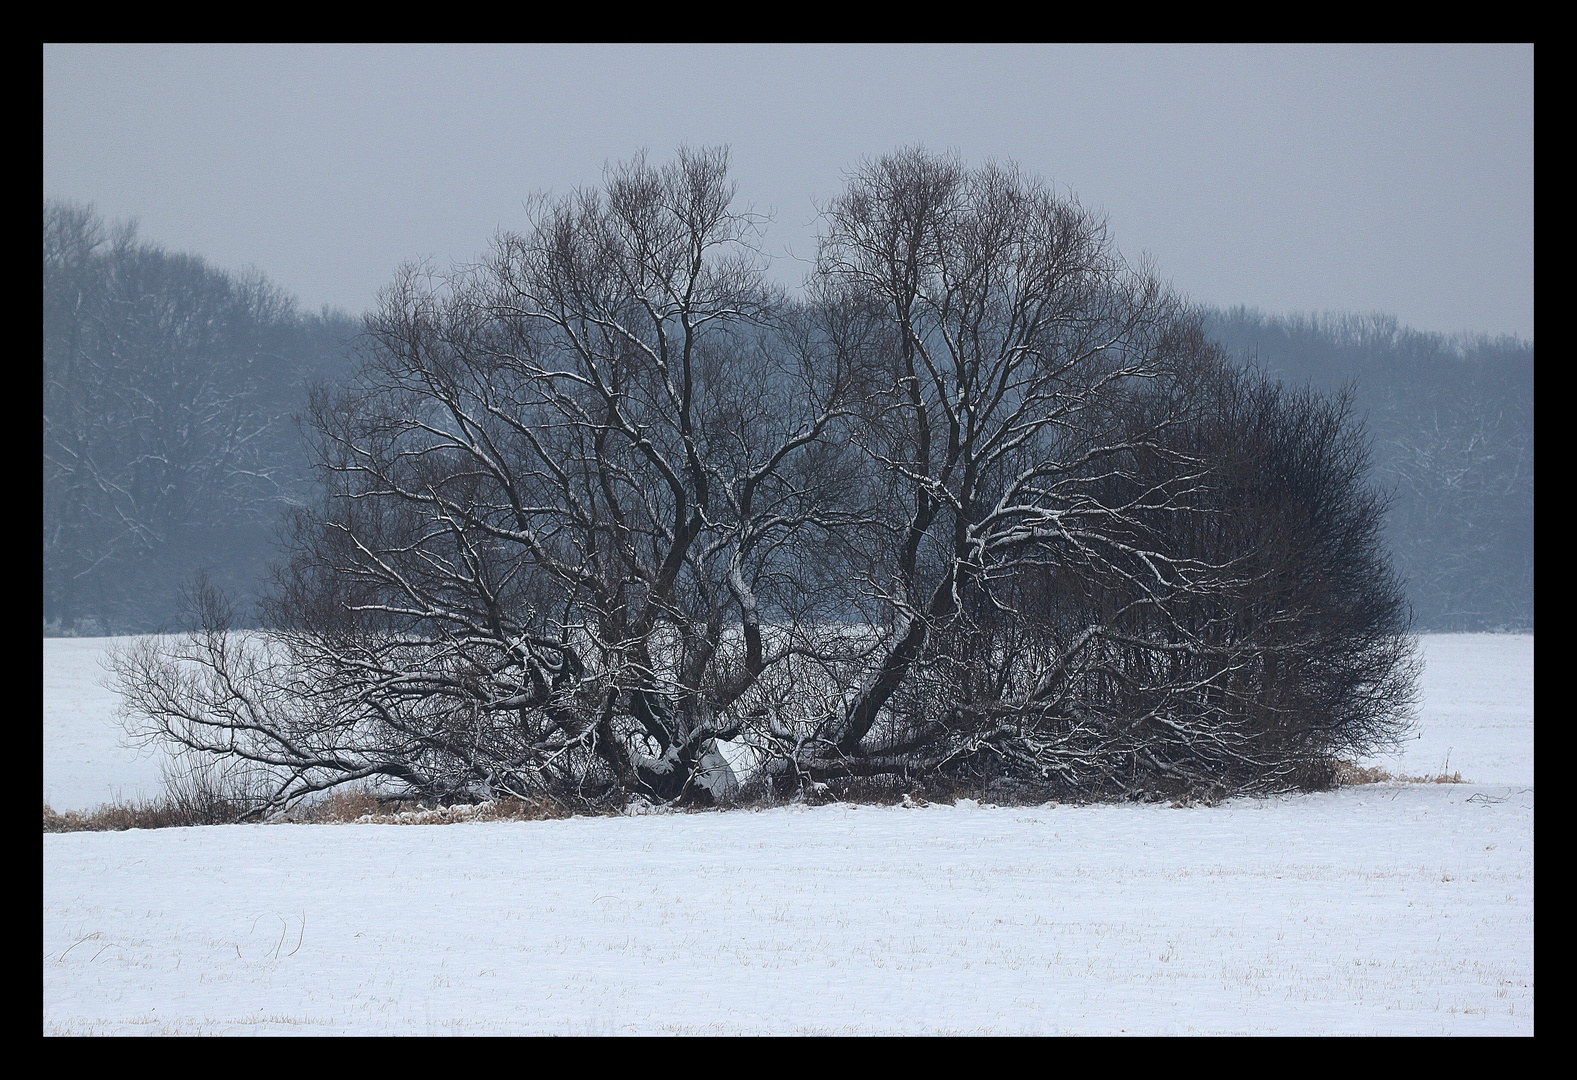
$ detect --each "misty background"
[43,44,1533,634]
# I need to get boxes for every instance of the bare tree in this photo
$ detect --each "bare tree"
[117,149,863,811]
[744,150,1232,793]
[713,151,1415,800]
[112,148,1417,814]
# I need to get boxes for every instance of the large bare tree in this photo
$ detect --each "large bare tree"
[112,148,1415,815]
[754,151,1225,790]
[117,149,864,811]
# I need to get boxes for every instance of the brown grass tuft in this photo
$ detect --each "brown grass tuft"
[290,787,384,824]
[1333,760,1467,786]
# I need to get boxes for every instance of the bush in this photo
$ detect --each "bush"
[43,754,264,832]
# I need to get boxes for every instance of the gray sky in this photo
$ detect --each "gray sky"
[43,44,1533,340]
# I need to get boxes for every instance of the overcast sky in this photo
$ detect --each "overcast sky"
[44,44,1533,340]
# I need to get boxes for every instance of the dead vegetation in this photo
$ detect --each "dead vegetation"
[45,778,583,832]
[1332,760,1465,786]
[45,747,1468,834]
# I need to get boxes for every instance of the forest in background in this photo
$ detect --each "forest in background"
[44,202,1533,637]
[42,202,359,635]
[1205,309,1533,632]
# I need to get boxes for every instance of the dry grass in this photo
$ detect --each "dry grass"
[43,794,252,833]
[288,787,383,823]
[44,784,584,832]
[1333,760,1465,786]
[46,755,1474,833]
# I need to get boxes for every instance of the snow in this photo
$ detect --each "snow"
[44,635,1533,1035]
[1367,633,1534,786]
[43,637,162,813]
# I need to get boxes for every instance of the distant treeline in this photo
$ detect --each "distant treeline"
[1205,308,1533,632]
[43,201,1533,634]
[43,201,361,634]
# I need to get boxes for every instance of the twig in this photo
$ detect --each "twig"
[58,933,98,961]
[287,912,305,957]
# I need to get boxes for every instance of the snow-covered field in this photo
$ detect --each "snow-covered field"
[44,634,1533,1035]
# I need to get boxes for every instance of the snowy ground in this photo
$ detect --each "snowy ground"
[44,634,1533,1035]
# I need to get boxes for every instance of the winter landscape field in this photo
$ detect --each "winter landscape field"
[43,633,1533,1035]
